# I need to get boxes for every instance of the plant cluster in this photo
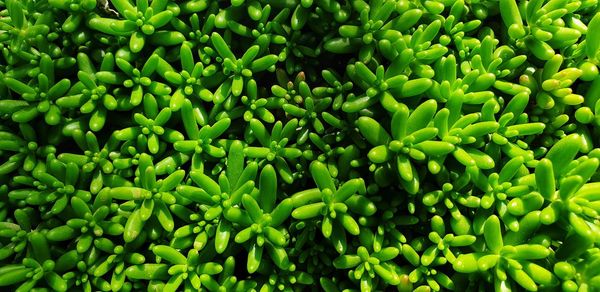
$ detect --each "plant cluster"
[1,0,600,291]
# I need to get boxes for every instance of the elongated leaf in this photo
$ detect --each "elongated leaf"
[587,13,600,60]
[356,117,391,146]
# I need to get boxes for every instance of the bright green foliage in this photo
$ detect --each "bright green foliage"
[2,0,600,291]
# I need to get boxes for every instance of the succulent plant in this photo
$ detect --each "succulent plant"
[1,0,600,291]
[109,153,184,242]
